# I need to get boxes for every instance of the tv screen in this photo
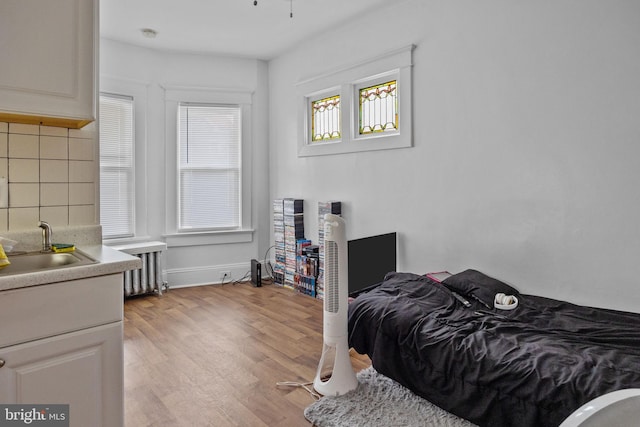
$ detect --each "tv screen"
[348,232,397,297]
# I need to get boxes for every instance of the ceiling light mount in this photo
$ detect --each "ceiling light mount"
[252,0,293,18]
[141,28,158,39]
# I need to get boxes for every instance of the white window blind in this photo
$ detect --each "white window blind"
[99,94,134,238]
[178,104,241,231]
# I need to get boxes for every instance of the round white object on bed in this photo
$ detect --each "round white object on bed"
[494,293,518,310]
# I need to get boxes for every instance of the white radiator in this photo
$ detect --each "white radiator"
[112,241,167,297]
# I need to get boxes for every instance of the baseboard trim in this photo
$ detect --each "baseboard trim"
[165,262,250,288]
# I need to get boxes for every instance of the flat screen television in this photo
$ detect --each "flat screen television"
[347,232,397,297]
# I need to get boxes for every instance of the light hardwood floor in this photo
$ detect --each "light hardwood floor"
[123,282,371,426]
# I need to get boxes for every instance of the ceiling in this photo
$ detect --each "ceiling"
[100,0,398,60]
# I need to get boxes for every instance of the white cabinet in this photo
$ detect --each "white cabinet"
[0,274,124,427]
[0,0,97,128]
[0,323,123,427]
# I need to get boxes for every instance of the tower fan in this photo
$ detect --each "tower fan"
[313,214,358,396]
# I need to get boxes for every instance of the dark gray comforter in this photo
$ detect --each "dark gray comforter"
[348,270,640,427]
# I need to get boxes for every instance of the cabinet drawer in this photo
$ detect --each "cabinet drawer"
[0,274,123,348]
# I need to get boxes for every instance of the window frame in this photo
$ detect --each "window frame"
[309,89,342,144]
[297,45,414,157]
[177,102,242,232]
[98,92,135,239]
[354,74,399,139]
[163,86,254,247]
[98,76,149,243]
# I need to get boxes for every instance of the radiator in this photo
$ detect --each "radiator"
[112,241,167,297]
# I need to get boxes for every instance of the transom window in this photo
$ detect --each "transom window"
[311,95,341,142]
[359,80,398,135]
[297,45,413,157]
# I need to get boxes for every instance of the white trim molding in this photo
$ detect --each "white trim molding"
[297,44,415,157]
[99,75,150,241]
[163,85,254,244]
[166,261,252,288]
[163,229,254,247]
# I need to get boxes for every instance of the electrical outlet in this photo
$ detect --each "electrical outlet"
[220,271,231,282]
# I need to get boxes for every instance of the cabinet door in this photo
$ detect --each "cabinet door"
[0,322,123,427]
[0,0,96,126]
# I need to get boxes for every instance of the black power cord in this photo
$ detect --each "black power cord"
[261,244,276,285]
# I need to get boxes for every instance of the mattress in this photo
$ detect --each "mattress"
[347,270,640,427]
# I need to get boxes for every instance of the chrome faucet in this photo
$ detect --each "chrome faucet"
[39,221,52,252]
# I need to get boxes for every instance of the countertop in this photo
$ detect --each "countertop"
[0,245,141,292]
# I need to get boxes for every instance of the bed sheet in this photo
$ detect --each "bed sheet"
[347,271,640,427]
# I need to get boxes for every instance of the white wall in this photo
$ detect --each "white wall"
[101,39,270,286]
[268,0,640,312]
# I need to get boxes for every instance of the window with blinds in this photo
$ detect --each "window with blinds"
[99,94,134,238]
[178,104,241,231]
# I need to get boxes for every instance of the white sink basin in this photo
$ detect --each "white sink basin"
[0,251,97,276]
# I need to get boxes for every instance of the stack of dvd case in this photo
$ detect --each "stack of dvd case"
[273,199,285,285]
[295,239,316,297]
[283,198,304,289]
[317,201,342,300]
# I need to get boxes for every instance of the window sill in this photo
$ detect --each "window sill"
[103,236,154,246]
[298,131,411,157]
[162,229,255,247]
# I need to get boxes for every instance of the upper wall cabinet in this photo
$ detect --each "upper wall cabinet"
[0,0,97,129]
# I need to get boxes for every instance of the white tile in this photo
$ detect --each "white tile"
[0,209,7,232]
[0,158,7,180]
[69,138,94,160]
[9,183,39,208]
[8,207,39,230]
[0,123,8,133]
[40,126,69,137]
[9,123,39,135]
[69,204,95,225]
[0,133,7,157]
[40,136,68,160]
[40,159,68,183]
[8,134,39,158]
[40,206,69,227]
[69,160,94,183]
[69,183,95,205]
[9,159,39,183]
[40,183,68,206]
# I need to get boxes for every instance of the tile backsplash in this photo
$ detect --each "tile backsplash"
[0,121,97,232]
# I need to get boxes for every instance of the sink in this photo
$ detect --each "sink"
[0,250,97,276]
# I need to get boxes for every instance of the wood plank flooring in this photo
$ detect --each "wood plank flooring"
[123,282,371,427]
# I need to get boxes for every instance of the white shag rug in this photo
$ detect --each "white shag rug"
[304,367,477,427]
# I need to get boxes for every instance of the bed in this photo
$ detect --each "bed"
[347,269,640,427]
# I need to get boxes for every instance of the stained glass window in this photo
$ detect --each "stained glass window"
[311,95,341,142]
[359,80,398,135]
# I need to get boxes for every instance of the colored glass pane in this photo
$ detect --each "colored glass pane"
[311,95,341,142]
[359,80,398,135]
